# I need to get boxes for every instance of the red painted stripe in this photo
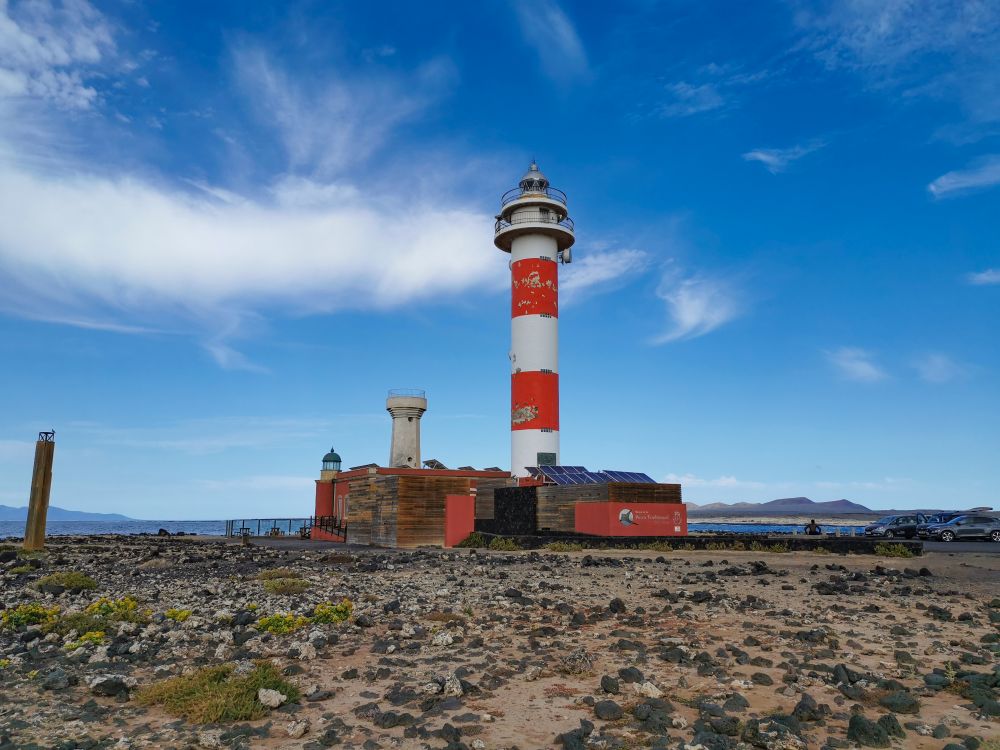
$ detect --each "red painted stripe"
[511,371,559,431]
[511,259,558,318]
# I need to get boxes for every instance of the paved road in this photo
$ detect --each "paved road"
[922,540,1000,554]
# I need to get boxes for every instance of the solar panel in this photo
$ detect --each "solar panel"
[635,472,657,483]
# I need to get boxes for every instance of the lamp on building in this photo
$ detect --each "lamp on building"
[321,448,342,475]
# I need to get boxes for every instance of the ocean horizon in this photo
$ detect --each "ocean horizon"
[1,519,867,540]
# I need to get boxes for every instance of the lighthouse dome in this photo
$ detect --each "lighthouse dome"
[321,448,342,472]
[518,161,549,193]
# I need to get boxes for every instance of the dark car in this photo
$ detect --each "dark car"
[915,512,963,536]
[863,514,927,539]
[919,515,1000,543]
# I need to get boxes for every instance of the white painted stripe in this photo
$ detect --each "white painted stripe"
[510,315,558,373]
[512,429,560,478]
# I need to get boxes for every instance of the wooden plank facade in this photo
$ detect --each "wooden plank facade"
[494,482,683,534]
[337,467,509,548]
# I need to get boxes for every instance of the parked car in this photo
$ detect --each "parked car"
[915,512,963,536]
[863,514,927,539]
[919,515,1000,542]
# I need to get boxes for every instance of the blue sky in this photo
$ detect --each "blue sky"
[0,0,998,518]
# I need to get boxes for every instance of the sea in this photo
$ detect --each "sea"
[689,522,866,536]
[0,519,226,539]
[0,519,867,540]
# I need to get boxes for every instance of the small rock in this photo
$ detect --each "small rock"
[286,719,310,738]
[257,688,286,708]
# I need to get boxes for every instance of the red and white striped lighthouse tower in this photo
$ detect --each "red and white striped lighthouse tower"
[494,162,575,476]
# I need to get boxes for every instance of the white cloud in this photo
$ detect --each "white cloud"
[928,155,1000,198]
[825,347,888,382]
[195,475,314,493]
[662,473,765,489]
[657,64,771,119]
[232,44,457,178]
[560,248,648,306]
[67,416,376,455]
[967,268,1000,285]
[913,353,967,383]
[0,164,505,362]
[652,268,743,343]
[512,0,587,81]
[0,0,114,109]
[795,1,1000,126]
[659,82,725,117]
[742,141,825,173]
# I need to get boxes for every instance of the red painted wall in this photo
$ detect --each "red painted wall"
[315,481,333,517]
[511,371,559,431]
[575,502,688,537]
[511,258,559,318]
[444,494,475,547]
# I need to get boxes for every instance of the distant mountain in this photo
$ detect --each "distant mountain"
[0,505,133,521]
[687,497,873,513]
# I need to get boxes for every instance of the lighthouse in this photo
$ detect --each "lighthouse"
[494,162,575,476]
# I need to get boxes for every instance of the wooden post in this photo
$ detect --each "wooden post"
[24,431,55,551]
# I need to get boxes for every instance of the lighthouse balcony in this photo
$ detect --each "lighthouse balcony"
[494,212,575,252]
[501,186,567,206]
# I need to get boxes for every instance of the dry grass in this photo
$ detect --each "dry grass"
[543,683,579,698]
[136,661,300,723]
[257,568,299,581]
[262,577,310,595]
[35,571,97,592]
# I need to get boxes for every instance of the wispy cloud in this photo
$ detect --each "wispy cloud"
[560,248,649,306]
[68,416,377,455]
[928,155,1000,198]
[0,0,114,109]
[742,140,825,173]
[512,0,587,81]
[825,347,888,382]
[652,267,743,344]
[662,473,765,489]
[658,64,770,119]
[195,475,313,493]
[913,353,967,383]
[0,27,506,369]
[659,82,725,117]
[795,1,1000,128]
[231,44,457,178]
[967,268,1000,285]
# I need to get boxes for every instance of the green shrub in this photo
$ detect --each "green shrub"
[136,661,300,723]
[257,613,309,635]
[8,565,34,575]
[0,602,60,630]
[64,630,105,650]
[262,577,310,595]
[48,611,107,636]
[874,543,915,558]
[85,596,150,623]
[36,571,97,592]
[165,609,192,622]
[546,542,584,552]
[312,599,353,624]
[0,658,10,669]
[455,532,487,548]
[487,537,521,551]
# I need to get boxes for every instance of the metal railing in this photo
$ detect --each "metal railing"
[388,388,426,398]
[495,214,575,234]
[501,186,567,206]
[313,515,348,539]
[225,518,314,539]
